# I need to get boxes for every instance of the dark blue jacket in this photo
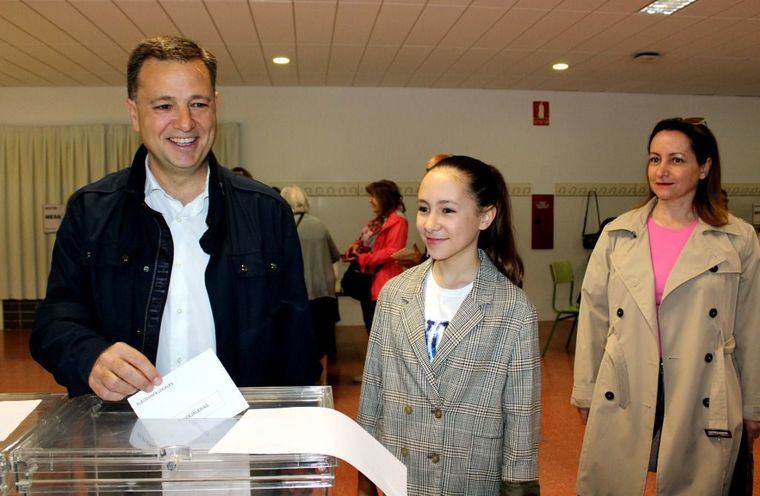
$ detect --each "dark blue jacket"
[31,145,320,396]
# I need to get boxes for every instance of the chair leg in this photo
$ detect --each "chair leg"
[542,317,561,357]
[565,315,579,352]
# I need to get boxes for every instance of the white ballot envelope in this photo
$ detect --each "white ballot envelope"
[128,349,248,419]
[210,407,408,496]
[129,418,236,449]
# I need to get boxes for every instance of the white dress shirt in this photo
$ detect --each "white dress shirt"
[144,160,216,375]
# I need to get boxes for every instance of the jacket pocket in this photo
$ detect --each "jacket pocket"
[231,251,281,278]
[80,242,135,329]
[465,415,503,494]
[82,242,134,268]
[231,251,283,319]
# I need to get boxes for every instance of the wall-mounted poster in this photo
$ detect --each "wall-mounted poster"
[531,194,554,249]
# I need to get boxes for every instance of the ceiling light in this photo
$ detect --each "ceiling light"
[639,0,697,15]
[552,63,569,71]
[272,57,290,65]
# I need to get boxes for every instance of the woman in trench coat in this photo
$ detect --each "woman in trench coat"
[572,118,760,495]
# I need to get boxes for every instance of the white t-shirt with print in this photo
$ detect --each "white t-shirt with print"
[423,271,473,361]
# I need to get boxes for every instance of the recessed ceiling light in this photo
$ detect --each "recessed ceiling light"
[272,57,290,65]
[640,0,697,15]
[552,63,569,71]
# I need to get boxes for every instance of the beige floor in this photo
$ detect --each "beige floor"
[1,324,757,495]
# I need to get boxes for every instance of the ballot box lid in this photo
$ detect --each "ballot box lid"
[10,386,335,494]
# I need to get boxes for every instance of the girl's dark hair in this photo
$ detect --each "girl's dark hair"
[432,156,524,287]
[646,118,727,226]
[366,180,406,217]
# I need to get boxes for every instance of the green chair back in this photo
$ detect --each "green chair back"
[550,261,576,312]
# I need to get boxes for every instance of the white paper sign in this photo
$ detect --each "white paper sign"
[210,407,408,496]
[0,400,41,441]
[128,349,248,419]
[43,204,65,233]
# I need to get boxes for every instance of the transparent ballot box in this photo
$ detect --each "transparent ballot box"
[10,387,335,494]
[1,394,66,496]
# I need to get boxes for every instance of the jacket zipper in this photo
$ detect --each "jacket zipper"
[141,215,163,353]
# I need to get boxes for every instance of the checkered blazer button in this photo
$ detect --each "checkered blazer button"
[404,405,413,415]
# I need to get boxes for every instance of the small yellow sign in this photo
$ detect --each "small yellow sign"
[43,204,65,233]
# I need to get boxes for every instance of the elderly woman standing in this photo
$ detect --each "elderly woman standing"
[281,186,341,378]
[572,118,760,495]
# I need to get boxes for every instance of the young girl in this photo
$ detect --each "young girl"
[357,156,541,496]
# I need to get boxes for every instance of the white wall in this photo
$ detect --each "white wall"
[3,86,760,322]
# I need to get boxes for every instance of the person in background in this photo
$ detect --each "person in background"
[231,167,281,196]
[344,180,408,335]
[572,118,760,495]
[231,166,252,178]
[281,185,341,382]
[357,156,540,495]
[31,35,320,400]
[392,153,451,268]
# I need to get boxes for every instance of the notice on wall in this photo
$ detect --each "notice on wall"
[43,204,65,233]
[531,194,554,249]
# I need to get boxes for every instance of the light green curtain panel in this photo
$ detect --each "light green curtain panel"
[0,123,240,300]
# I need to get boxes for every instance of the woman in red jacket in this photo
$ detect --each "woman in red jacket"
[345,180,409,334]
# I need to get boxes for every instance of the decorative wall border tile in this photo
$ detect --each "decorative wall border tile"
[557,183,760,197]
[509,183,532,197]
[396,182,421,197]
[271,182,532,197]
[724,183,760,196]
[271,182,362,197]
[555,183,648,197]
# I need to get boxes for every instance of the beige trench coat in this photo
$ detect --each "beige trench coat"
[572,199,760,496]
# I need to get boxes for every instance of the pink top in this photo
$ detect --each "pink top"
[647,217,698,306]
[648,217,697,356]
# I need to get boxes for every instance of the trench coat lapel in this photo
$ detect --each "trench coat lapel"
[609,203,658,337]
[398,260,439,391]
[662,222,727,301]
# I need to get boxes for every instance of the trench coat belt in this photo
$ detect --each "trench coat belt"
[707,335,735,436]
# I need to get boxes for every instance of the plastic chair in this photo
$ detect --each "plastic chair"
[542,261,580,356]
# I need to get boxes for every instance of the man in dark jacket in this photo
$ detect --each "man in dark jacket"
[31,35,320,400]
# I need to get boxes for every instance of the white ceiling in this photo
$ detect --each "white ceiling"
[1,0,759,96]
